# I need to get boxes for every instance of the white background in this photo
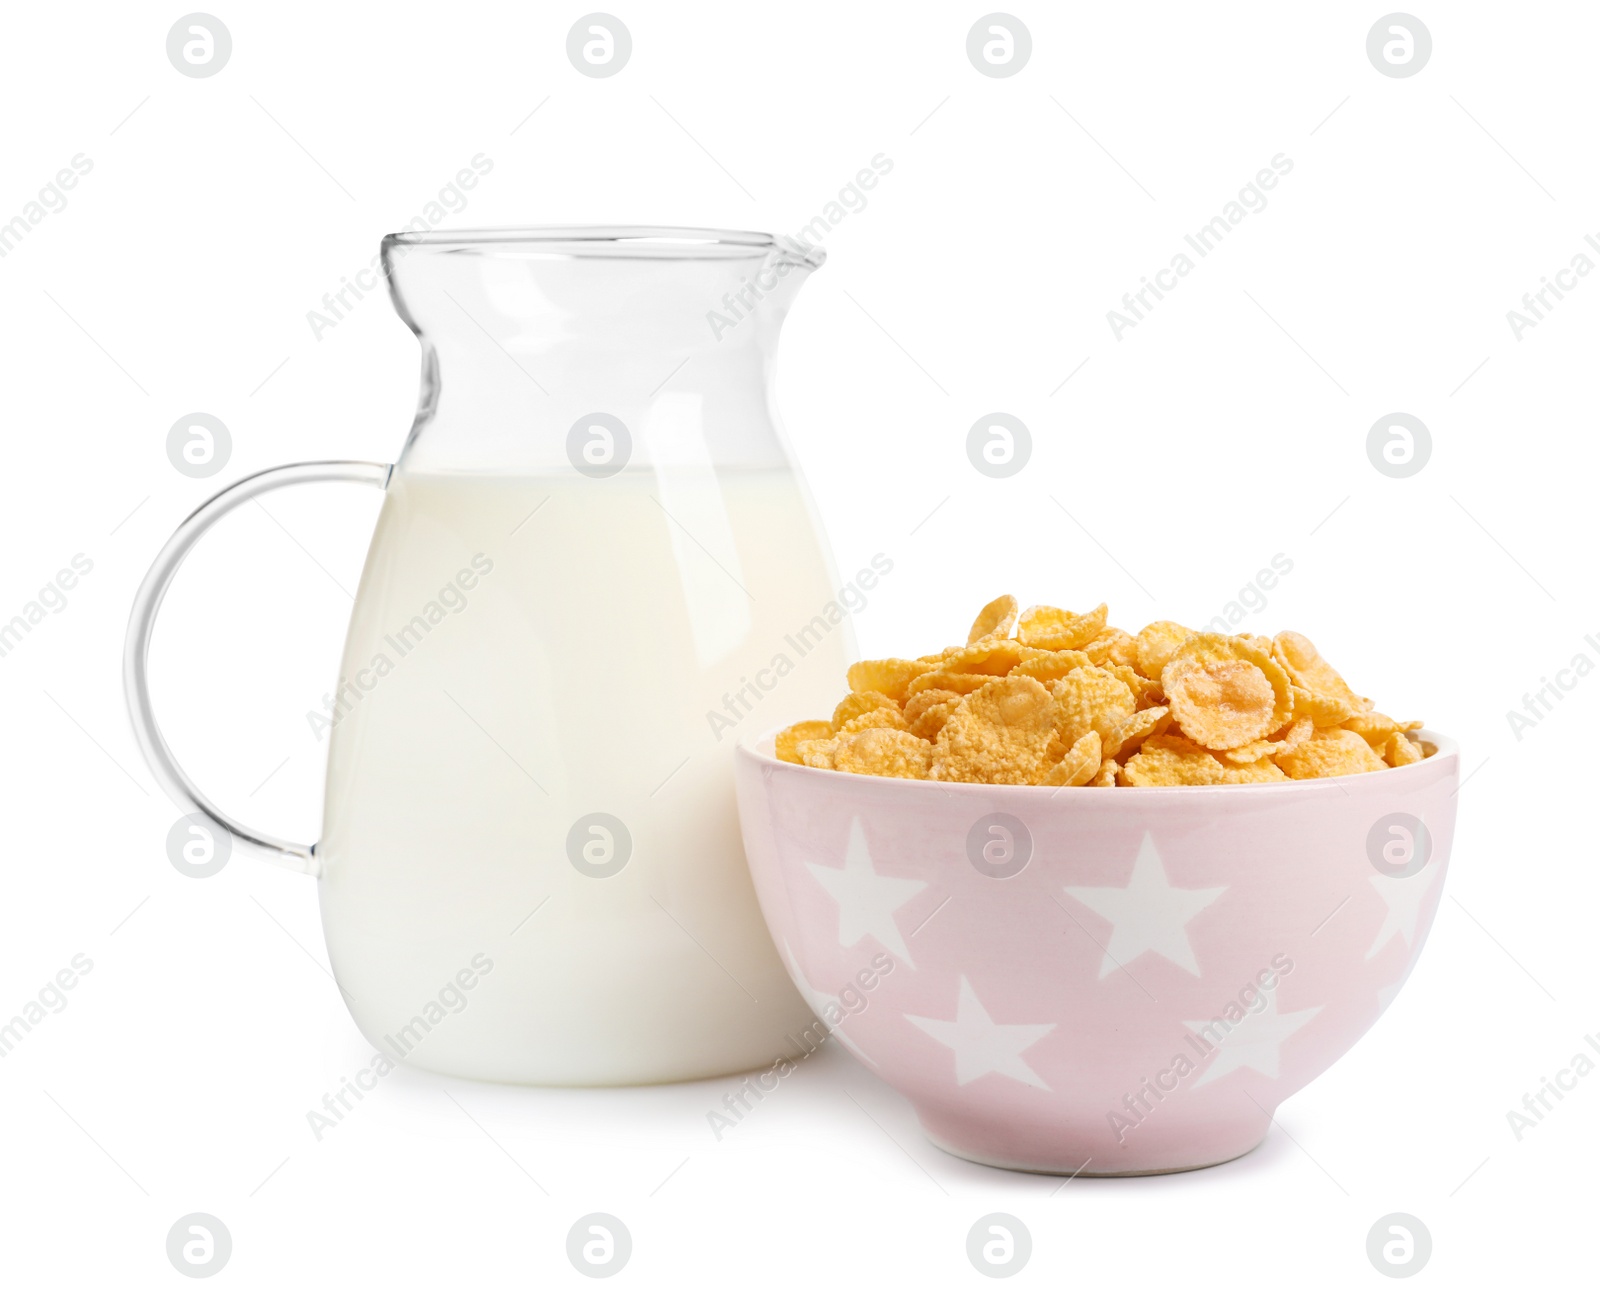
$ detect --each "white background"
[2,0,1595,1285]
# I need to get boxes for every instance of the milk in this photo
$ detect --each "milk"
[318,467,853,1084]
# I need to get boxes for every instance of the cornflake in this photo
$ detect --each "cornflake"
[773,597,1433,785]
[931,676,1058,784]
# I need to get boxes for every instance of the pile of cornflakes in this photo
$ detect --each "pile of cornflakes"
[775,596,1432,786]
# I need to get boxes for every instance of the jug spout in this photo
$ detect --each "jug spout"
[702,235,826,343]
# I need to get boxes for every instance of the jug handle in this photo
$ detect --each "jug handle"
[122,461,393,878]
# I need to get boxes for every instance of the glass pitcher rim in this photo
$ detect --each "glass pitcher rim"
[382,225,826,268]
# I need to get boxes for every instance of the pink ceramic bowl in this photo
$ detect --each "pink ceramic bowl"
[735,730,1457,1175]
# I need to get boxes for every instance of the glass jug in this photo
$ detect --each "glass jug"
[124,228,851,1085]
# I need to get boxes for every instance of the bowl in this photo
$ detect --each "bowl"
[734,730,1458,1176]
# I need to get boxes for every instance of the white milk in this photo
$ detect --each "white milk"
[317,467,855,1084]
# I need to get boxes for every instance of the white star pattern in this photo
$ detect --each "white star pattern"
[1185,992,1321,1088]
[904,975,1056,1090]
[1365,865,1443,960]
[806,817,928,967]
[1064,834,1227,979]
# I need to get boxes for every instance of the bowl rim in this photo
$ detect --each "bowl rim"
[736,726,1459,795]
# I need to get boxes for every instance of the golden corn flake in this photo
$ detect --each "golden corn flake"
[834,727,933,779]
[1052,665,1138,746]
[1385,731,1423,767]
[903,686,960,728]
[938,638,1032,676]
[1268,714,1315,748]
[1017,602,1108,651]
[1219,756,1289,784]
[1221,717,1310,765]
[1273,632,1369,712]
[845,658,930,703]
[967,593,1019,644]
[1119,735,1227,786]
[1135,620,1195,681]
[838,706,910,735]
[909,700,962,741]
[832,690,898,729]
[1274,728,1387,779]
[1105,704,1173,763]
[931,676,1058,784]
[1084,627,1140,670]
[1042,730,1102,787]
[1220,738,1276,765]
[785,596,1429,786]
[1104,662,1164,710]
[907,669,1000,697]
[796,738,838,769]
[1341,710,1422,750]
[1162,634,1293,751]
[776,720,834,764]
[1008,649,1093,684]
[1290,684,1359,728]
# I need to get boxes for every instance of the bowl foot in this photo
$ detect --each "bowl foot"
[923,1129,1267,1177]
[913,1099,1274,1177]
